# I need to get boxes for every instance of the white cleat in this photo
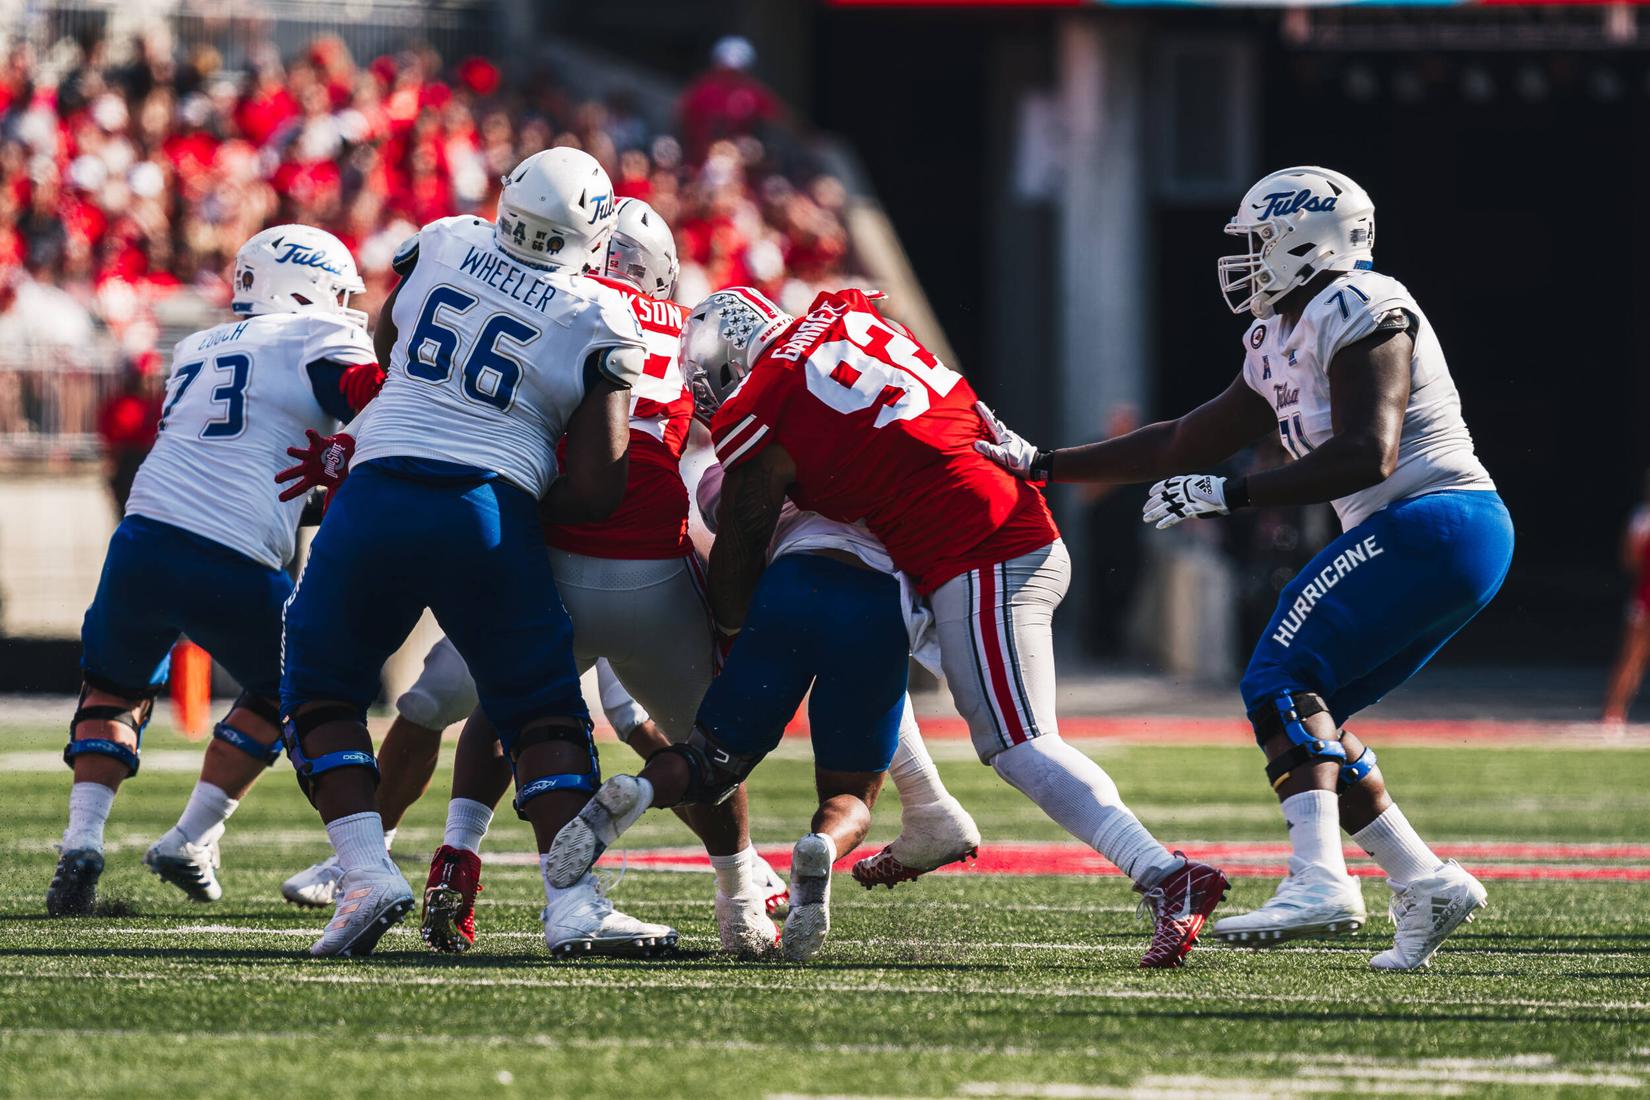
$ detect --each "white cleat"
[1213,861,1367,946]
[851,797,980,889]
[144,829,223,903]
[1370,860,1488,972]
[716,890,780,959]
[782,833,835,963]
[308,865,414,958]
[544,775,652,889]
[753,854,789,919]
[282,855,345,909]
[544,873,678,959]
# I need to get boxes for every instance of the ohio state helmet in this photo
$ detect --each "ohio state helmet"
[1218,166,1375,319]
[680,287,792,419]
[232,224,367,328]
[496,148,617,272]
[604,198,679,300]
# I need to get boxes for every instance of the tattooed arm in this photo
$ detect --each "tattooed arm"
[707,444,796,630]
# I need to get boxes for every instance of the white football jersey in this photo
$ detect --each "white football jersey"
[351,216,648,496]
[126,312,372,569]
[1240,270,1495,531]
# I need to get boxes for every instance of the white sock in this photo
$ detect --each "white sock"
[1354,804,1444,890]
[539,852,586,907]
[174,781,238,846]
[887,699,948,810]
[382,827,398,852]
[992,736,1180,888]
[1280,789,1348,879]
[443,798,494,854]
[62,781,117,852]
[327,811,395,873]
[709,845,760,898]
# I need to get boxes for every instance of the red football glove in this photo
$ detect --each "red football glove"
[276,430,356,504]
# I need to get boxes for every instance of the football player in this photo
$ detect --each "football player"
[976,166,1512,971]
[545,286,1230,969]
[276,148,676,959]
[689,457,982,960]
[47,226,382,915]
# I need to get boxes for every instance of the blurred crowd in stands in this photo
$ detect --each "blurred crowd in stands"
[0,27,860,462]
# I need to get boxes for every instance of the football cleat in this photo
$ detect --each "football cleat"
[781,833,835,963]
[1213,860,1366,946]
[754,853,789,919]
[543,873,678,959]
[1370,860,1487,972]
[282,855,345,909]
[143,828,223,903]
[308,865,414,958]
[716,889,780,959]
[1137,855,1230,969]
[46,848,105,917]
[421,845,483,954]
[851,797,980,890]
[543,775,651,889]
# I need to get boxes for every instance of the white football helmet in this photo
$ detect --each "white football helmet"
[232,224,367,328]
[1218,166,1375,319]
[496,148,617,272]
[680,287,792,419]
[604,198,679,300]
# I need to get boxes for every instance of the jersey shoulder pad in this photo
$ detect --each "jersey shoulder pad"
[1310,271,1416,367]
[709,367,786,469]
[391,232,420,276]
[582,278,648,347]
[300,312,376,367]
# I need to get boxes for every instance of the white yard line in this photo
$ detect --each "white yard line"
[0,966,1645,1015]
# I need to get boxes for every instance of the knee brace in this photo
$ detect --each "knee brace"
[1254,692,1377,793]
[511,719,600,819]
[282,703,378,803]
[652,724,763,807]
[64,682,156,777]
[213,691,285,766]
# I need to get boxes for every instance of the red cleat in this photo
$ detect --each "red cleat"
[421,845,483,954]
[851,844,978,890]
[1136,855,1229,969]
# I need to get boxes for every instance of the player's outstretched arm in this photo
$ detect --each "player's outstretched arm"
[1237,328,1411,509]
[981,372,1274,485]
[706,444,794,630]
[542,374,631,526]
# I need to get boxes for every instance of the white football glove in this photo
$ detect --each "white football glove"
[1143,474,1230,530]
[973,401,1051,482]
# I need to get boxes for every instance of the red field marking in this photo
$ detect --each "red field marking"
[768,715,1644,745]
[601,840,1650,882]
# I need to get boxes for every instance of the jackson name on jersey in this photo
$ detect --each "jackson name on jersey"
[126,311,373,569]
[350,215,648,497]
[1240,269,1495,531]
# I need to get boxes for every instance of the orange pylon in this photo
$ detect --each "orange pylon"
[170,640,213,740]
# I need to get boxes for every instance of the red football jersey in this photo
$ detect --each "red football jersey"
[548,277,694,560]
[710,288,1057,593]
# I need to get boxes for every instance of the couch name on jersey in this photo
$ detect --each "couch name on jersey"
[1273,382,1299,409]
[772,301,847,362]
[458,245,559,313]
[1256,189,1338,220]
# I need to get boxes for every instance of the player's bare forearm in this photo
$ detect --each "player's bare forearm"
[706,446,794,629]
[1048,373,1274,484]
[373,281,401,371]
[1241,329,1411,509]
[541,382,630,526]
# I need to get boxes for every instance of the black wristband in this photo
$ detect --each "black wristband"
[1224,475,1251,510]
[1031,449,1056,483]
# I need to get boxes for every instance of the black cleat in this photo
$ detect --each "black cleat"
[47,848,105,916]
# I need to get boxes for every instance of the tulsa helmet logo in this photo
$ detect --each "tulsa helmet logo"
[587,192,615,225]
[1255,189,1338,221]
[274,241,345,275]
